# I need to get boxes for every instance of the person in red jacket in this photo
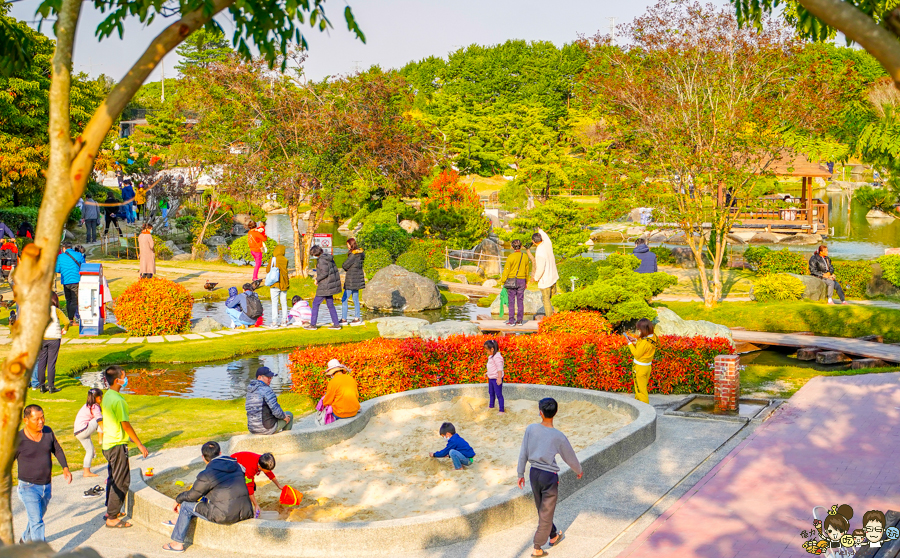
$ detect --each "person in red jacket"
[247,221,267,281]
[231,451,281,516]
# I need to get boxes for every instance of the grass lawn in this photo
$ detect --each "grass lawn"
[664,300,900,342]
[741,363,898,398]
[659,266,756,298]
[6,324,379,480]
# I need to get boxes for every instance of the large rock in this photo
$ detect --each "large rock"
[490,289,545,315]
[233,213,255,227]
[590,229,625,242]
[867,262,900,297]
[779,233,822,245]
[170,253,192,261]
[370,316,429,338]
[749,232,780,244]
[399,220,420,233]
[457,265,485,277]
[454,275,469,285]
[786,273,827,302]
[191,317,226,333]
[205,235,228,247]
[473,237,502,276]
[232,224,248,236]
[726,233,746,245]
[419,321,481,340]
[653,307,733,343]
[482,279,498,289]
[362,265,442,312]
[670,246,697,268]
[164,240,185,255]
[866,209,895,220]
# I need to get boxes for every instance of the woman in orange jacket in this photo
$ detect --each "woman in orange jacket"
[247,221,267,281]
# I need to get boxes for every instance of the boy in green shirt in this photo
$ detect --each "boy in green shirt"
[102,366,149,528]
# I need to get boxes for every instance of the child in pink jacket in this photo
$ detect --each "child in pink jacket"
[484,340,504,413]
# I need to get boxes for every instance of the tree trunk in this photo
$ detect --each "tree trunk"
[711,229,726,303]
[684,228,713,308]
[0,0,82,545]
[288,204,303,277]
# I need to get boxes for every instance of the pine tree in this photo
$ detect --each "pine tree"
[175,28,233,73]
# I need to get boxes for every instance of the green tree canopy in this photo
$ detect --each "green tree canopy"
[175,28,235,73]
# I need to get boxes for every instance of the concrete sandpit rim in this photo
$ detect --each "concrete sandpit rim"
[131,383,656,555]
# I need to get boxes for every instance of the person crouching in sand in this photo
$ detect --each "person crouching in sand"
[429,422,475,470]
[517,397,583,557]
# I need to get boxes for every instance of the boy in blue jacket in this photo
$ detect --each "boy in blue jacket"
[430,422,475,470]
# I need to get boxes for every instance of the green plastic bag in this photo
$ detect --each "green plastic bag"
[499,287,508,318]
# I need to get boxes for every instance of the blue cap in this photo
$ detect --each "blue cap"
[256,366,276,378]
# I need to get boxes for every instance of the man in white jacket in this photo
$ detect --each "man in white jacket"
[531,229,559,317]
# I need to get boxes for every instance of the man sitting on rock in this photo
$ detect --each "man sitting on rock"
[809,245,847,305]
[161,441,253,552]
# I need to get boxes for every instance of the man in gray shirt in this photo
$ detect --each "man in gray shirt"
[517,397,584,557]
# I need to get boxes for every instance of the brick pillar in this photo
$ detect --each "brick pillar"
[714,354,740,413]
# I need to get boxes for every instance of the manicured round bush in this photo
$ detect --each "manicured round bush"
[742,246,771,270]
[116,277,193,336]
[357,222,410,258]
[757,248,807,275]
[538,311,612,335]
[396,250,440,283]
[229,235,277,264]
[753,273,805,302]
[363,248,393,280]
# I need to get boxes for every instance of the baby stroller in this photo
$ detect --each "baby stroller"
[0,239,17,283]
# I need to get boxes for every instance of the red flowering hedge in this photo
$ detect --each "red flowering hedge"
[290,332,734,401]
[538,311,612,335]
[116,277,193,336]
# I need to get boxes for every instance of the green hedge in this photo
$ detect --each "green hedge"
[0,207,39,228]
[833,261,873,298]
[650,246,675,265]
[754,273,805,302]
[557,257,601,293]
[363,248,393,280]
[876,255,900,288]
[758,248,807,275]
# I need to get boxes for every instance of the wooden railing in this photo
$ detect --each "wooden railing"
[725,198,828,231]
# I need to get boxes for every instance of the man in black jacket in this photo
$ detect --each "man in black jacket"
[162,441,254,552]
[305,244,342,331]
[808,245,847,305]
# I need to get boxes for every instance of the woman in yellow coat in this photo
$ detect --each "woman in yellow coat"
[626,318,657,404]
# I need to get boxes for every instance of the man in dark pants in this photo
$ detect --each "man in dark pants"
[500,239,531,326]
[54,243,85,322]
[101,366,149,528]
[82,194,101,242]
[517,398,584,557]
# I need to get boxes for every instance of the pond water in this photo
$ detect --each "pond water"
[740,346,851,371]
[78,351,296,399]
[589,185,900,261]
[263,214,349,268]
[192,300,486,326]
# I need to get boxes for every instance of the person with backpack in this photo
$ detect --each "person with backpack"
[264,245,290,327]
[340,238,365,324]
[305,245,342,331]
[54,243,85,322]
[225,284,264,329]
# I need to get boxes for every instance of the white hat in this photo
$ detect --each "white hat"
[325,359,349,376]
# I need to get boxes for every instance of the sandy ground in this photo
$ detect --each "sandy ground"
[154,396,631,523]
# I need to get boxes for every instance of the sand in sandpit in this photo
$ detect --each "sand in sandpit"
[155,396,630,522]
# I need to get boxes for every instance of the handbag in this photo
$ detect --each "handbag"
[503,252,524,289]
[314,397,335,426]
[264,260,280,287]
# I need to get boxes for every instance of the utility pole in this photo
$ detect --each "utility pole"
[607,17,618,43]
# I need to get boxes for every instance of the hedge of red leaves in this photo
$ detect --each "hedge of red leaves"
[290,331,734,401]
[538,311,612,335]
[116,277,193,336]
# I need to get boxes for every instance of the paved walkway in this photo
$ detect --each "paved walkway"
[13,396,753,558]
[731,330,900,362]
[617,372,900,558]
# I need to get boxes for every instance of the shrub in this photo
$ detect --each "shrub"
[289,330,733,401]
[753,273,805,302]
[229,235,277,264]
[498,198,590,259]
[538,311,612,335]
[0,207,39,229]
[853,185,897,213]
[115,277,193,336]
[363,248,393,280]
[602,252,641,271]
[396,250,440,283]
[877,254,900,288]
[757,248,807,275]
[553,257,678,326]
[833,261,873,298]
[152,235,173,260]
[216,245,229,261]
[743,246,771,270]
[357,222,410,258]
[650,246,675,265]
[557,257,601,293]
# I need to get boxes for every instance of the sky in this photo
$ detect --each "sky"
[9,0,662,84]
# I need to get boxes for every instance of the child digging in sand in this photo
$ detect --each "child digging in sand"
[232,451,283,517]
[429,422,475,470]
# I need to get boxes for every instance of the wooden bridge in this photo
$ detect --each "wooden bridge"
[731,330,900,365]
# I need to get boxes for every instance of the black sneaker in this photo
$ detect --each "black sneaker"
[328,324,342,330]
[48,387,61,394]
[515,321,524,326]
[339,319,348,325]
[39,385,48,393]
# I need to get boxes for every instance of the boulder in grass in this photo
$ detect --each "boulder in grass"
[361,265,442,312]
[191,317,226,333]
[749,232,780,244]
[785,273,827,302]
[370,316,429,338]
[652,307,733,343]
[482,279,498,289]
[457,265,485,277]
